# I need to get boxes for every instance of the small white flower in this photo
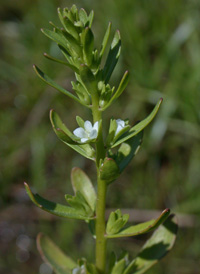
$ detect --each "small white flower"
[115,119,125,136]
[73,120,99,143]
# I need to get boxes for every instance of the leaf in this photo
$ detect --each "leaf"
[33,65,86,106]
[79,64,98,98]
[71,167,96,212]
[101,71,130,110]
[82,27,94,66]
[88,10,94,28]
[106,209,129,235]
[41,28,69,50]
[43,53,78,72]
[103,30,121,83]
[106,209,170,238]
[50,110,96,161]
[65,191,93,216]
[24,183,94,220]
[37,233,77,274]
[99,22,112,58]
[79,8,88,25]
[111,258,126,274]
[115,131,143,172]
[123,215,178,274]
[99,158,120,183]
[112,99,163,148]
[57,8,79,40]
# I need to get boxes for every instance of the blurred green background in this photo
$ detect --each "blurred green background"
[0,0,200,273]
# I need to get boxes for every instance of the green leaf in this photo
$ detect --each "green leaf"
[115,131,143,172]
[101,71,130,110]
[100,22,112,59]
[103,30,121,83]
[65,191,93,216]
[112,99,163,148]
[41,28,69,50]
[50,110,96,160]
[88,10,94,28]
[57,8,79,40]
[61,30,82,58]
[33,65,86,106]
[106,209,129,235]
[79,8,88,25]
[106,209,170,238]
[79,64,98,98]
[43,53,78,72]
[99,157,120,183]
[123,215,178,274]
[37,233,77,274]
[71,167,96,212]
[24,183,94,220]
[111,258,126,274]
[76,116,85,128]
[82,27,94,66]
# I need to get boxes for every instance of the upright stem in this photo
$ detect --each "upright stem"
[92,105,107,273]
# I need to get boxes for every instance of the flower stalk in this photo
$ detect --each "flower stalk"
[26,5,178,274]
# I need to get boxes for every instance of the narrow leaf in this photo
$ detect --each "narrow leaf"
[123,215,178,274]
[33,65,85,106]
[43,53,78,72]
[100,22,112,58]
[50,110,95,160]
[112,99,163,148]
[71,167,96,212]
[79,64,98,98]
[37,233,77,274]
[24,183,94,220]
[102,71,129,110]
[106,209,170,238]
[82,27,94,66]
[41,28,68,48]
[103,30,121,83]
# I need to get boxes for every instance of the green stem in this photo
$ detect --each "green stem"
[92,105,107,273]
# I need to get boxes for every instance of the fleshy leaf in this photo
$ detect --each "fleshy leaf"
[103,30,121,83]
[114,131,143,172]
[50,110,96,161]
[24,183,94,220]
[37,233,77,274]
[123,215,178,274]
[33,65,86,106]
[101,71,129,110]
[99,158,120,183]
[71,167,96,212]
[106,209,170,238]
[112,99,163,148]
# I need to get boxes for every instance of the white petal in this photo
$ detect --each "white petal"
[89,129,98,139]
[84,121,92,132]
[116,119,125,127]
[80,138,88,143]
[93,121,99,131]
[73,127,87,138]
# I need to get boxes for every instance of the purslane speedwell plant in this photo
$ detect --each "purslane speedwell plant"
[25,5,178,274]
